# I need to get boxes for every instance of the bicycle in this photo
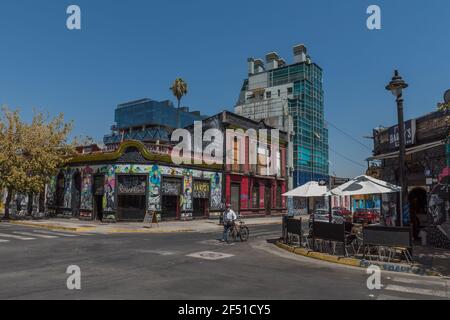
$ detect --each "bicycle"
[226,220,249,243]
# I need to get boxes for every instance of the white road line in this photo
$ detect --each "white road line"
[0,233,35,241]
[390,277,448,287]
[13,231,58,239]
[385,284,448,298]
[251,231,280,237]
[32,230,78,237]
[376,294,413,300]
[0,239,10,243]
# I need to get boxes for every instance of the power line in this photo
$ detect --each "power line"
[329,146,367,168]
[326,120,372,151]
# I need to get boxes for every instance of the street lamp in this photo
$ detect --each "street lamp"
[386,70,409,227]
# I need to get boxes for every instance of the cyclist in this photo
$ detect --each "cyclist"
[221,203,237,242]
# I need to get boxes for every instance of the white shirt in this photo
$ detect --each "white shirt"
[224,209,237,224]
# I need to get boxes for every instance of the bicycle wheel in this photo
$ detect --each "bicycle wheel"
[240,226,249,242]
[226,228,236,244]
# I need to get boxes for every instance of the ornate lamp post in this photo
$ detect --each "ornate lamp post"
[386,70,409,227]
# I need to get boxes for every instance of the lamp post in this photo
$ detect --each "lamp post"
[386,70,409,227]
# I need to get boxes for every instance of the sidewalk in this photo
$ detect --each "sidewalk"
[3,216,282,234]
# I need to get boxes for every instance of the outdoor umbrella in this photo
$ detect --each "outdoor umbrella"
[326,175,401,196]
[283,181,328,198]
[283,181,328,216]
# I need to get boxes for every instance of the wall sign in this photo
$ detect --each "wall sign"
[161,179,182,196]
[118,175,146,194]
[388,119,417,149]
[193,181,210,199]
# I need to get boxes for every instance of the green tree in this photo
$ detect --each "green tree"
[170,78,188,128]
[0,107,74,220]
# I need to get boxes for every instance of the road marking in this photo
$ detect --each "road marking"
[376,294,413,300]
[32,230,79,237]
[13,231,58,239]
[385,284,448,298]
[187,251,235,261]
[0,233,35,240]
[251,231,280,237]
[390,277,448,287]
[0,239,10,243]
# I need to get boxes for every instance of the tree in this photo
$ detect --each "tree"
[170,78,188,128]
[438,102,450,133]
[0,107,74,220]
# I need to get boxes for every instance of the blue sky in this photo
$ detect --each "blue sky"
[1,0,449,178]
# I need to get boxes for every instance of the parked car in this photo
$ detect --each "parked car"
[332,207,352,222]
[310,209,345,225]
[353,209,380,224]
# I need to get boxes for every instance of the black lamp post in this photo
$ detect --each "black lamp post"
[386,70,409,227]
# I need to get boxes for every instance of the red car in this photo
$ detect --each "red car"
[332,207,352,223]
[353,209,380,224]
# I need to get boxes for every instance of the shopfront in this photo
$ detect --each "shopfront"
[47,141,223,222]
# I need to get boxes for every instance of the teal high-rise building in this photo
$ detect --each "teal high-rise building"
[235,45,329,188]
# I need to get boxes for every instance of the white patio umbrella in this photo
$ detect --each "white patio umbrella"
[283,181,328,216]
[283,181,328,198]
[326,175,401,196]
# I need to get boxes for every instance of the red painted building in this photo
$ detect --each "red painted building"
[187,111,288,217]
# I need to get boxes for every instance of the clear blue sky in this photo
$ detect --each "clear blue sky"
[1,0,449,178]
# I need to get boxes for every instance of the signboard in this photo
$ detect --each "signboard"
[118,175,146,194]
[193,181,210,199]
[388,119,416,149]
[143,211,160,228]
[161,179,182,196]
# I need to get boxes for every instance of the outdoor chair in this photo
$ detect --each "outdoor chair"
[387,247,413,264]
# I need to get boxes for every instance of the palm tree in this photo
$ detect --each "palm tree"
[170,78,188,128]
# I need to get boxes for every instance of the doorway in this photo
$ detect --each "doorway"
[55,172,65,214]
[231,183,241,214]
[193,198,209,218]
[161,177,182,220]
[193,179,210,218]
[265,185,272,215]
[116,174,147,221]
[93,175,105,221]
[409,188,428,235]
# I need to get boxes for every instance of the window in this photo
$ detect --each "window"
[287,87,293,95]
[266,91,272,99]
[252,183,260,208]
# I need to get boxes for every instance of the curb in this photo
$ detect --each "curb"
[7,221,93,233]
[275,241,443,277]
[105,228,195,234]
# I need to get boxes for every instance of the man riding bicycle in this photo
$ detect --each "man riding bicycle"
[221,203,237,242]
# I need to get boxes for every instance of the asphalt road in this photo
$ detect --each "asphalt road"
[0,221,448,300]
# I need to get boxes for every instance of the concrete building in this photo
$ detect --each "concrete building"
[235,44,329,189]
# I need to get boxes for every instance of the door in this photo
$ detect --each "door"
[265,185,272,215]
[93,175,105,221]
[161,177,182,220]
[231,183,240,214]
[193,180,210,218]
[116,175,147,221]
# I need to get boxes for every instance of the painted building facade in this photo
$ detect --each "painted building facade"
[47,141,223,221]
[186,111,289,217]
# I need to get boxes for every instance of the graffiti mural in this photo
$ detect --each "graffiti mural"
[207,172,222,210]
[103,165,116,212]
[148,165,162,211]
[182,169,193,211]
[80,173,93,211]
[63,169,73,209]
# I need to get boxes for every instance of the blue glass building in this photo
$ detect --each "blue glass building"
[104,99,207,145]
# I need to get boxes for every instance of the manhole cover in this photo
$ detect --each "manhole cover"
[187,251,235,261]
